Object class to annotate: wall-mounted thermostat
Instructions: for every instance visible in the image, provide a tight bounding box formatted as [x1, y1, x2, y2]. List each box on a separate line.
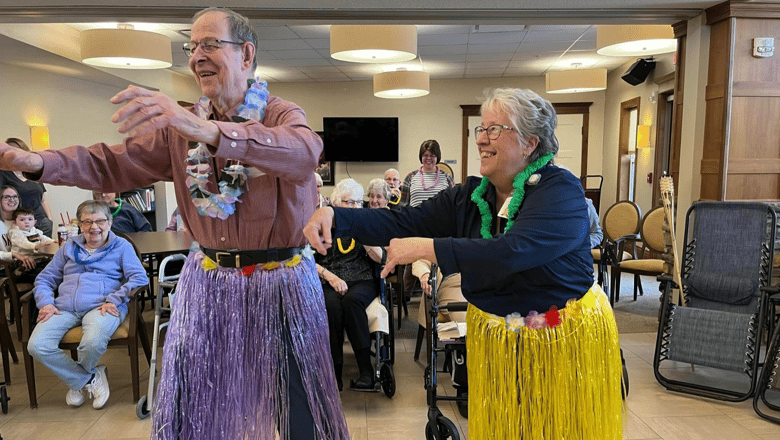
[753, 37, 774, 58]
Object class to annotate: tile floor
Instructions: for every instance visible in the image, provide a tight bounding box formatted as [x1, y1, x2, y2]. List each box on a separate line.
[1, 315, 779, 439]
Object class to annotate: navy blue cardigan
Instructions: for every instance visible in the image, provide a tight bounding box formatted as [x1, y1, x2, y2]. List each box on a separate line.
[332, 165, 594, 316]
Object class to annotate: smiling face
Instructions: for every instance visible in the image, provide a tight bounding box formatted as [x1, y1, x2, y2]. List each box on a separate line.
[477, 104, 537, 191]
[1, 188, 20, 214]
[79, 211, 112, 249]
[188, 11, 255, 112]
[420, 150, 438, 173]
[368, 189, 388, 209]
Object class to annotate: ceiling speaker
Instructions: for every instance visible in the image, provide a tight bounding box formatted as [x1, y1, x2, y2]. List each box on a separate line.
[622, 58, 656, 86]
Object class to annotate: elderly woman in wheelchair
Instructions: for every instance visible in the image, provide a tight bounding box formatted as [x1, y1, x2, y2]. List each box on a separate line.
[315, 179, 384, 391]
[26, 200, 147, 409]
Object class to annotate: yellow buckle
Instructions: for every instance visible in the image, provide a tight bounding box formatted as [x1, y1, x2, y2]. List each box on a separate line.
[214, 251, 240, 267]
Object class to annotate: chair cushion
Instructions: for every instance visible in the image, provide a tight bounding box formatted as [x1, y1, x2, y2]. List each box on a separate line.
[685, 272, 757, 306]
[618, 259, 665, 272]
[60, 316, 130, 344]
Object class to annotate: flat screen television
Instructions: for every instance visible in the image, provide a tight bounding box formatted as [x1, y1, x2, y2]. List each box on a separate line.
[322, 117, 399, 162]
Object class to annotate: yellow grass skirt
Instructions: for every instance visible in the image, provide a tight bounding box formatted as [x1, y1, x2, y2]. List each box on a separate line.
[467, 284, 623, 440]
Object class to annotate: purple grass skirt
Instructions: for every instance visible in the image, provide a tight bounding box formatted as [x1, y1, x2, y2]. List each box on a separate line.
[151, 250, 349, 440]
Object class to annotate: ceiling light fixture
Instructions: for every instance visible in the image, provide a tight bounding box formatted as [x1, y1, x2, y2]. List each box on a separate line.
[545, 67, 607, 94]
[596, 25, 676, 57]
[331, 25, 417, 63]
[80, 24, 172, 69]
[374, 68, 429, 99]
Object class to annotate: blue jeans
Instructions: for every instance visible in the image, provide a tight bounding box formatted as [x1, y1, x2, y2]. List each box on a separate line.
[27, 307, 126, 390]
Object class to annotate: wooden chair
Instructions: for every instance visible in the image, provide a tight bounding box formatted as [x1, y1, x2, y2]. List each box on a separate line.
[610, 206, 666, 304]
[0, 260, 35, 341]
[20, 235, 152, 409]
[593, 200, 641, 304]
[0, 283, 18, 385]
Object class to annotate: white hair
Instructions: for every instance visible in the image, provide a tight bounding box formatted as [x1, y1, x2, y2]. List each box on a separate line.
[367, 178, 389, 200]
[331, 178, 364, 204]
[314, 172, 323, 186]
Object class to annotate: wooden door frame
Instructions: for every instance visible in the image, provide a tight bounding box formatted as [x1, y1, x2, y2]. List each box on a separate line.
[617, 97, 641, 203]
[652, 89, 675, 207]
[460, 102, 592, 183]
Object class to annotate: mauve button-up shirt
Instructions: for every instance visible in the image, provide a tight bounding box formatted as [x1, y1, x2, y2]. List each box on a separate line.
[36, 96, 320, 251]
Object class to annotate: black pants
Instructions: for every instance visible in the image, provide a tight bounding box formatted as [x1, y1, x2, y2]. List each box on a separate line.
[322, 279, 377, 365]
[285, 327, 318, 440]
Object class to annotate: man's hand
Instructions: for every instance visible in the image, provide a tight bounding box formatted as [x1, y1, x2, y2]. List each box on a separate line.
[381, 237, 436, 278]
[37, 304, 61, 323]
[97, 302, 120, 317]
[0, 143, 44, 174]
[110, 86, 220, 144]
[304, 207, 335, 255]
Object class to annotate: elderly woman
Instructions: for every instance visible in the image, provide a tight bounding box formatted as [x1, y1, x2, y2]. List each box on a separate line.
[306, 88, 622, 439]
[27, 200, 147, 410]
[367, 178, 389, 209]
[0, 185, 36, 270]
[315, 179, 383, 391]
[0, 138, 54, 238]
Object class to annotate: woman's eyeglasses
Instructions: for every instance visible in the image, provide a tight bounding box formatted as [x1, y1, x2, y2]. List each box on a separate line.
[474, 124, 516, 140]
[340, 199, 362, 207]
[1, 195, 19, 201]
[80, 219, 109, 227]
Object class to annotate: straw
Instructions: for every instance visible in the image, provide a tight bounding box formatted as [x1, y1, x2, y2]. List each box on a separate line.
[66, 212, 71, 222]
[60, 213, 66, 225]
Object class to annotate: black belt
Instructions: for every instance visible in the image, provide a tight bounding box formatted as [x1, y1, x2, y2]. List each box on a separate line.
[200, 246, 304, 268]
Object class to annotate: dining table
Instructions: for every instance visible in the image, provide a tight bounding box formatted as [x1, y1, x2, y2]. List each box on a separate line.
[123, 231, 195, 307]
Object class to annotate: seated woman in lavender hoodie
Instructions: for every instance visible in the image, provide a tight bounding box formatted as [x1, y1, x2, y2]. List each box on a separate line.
[27, 200, 147, 410]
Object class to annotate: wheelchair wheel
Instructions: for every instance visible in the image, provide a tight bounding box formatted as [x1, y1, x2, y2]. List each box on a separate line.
[380, 363, 396, 398]
[136, 395, 150, 419]
[425, 416, 459, 440]
[0, 386, 8, 414]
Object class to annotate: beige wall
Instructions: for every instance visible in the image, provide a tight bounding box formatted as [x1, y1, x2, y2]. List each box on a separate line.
[0, 61, 201, 231]
[272, 76, 606, 197]
[601, 52, 675, 217]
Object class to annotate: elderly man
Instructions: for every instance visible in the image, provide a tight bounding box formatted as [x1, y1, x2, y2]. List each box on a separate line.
[384, 168, 404, 210]
[92, 191, 152, 234]
[0, 7, 347, 440]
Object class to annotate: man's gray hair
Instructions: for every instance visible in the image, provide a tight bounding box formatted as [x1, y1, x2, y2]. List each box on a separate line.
[480, 88, 559, 163]
[331, 178, 364, 205]
[193, 7, 258, 71]
[367, 178, 389, 200]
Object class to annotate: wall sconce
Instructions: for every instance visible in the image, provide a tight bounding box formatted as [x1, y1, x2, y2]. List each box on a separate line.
[29, 125, 50, 151]
[636, 124, 651, 149]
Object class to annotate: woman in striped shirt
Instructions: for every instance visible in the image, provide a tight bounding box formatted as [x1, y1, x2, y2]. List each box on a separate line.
[400, 140, 455, 207]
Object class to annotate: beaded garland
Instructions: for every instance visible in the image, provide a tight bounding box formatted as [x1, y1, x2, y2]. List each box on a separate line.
[185, 78, 269, 219]
[470, 153, 554, 239]
[418, 167, 440, 190]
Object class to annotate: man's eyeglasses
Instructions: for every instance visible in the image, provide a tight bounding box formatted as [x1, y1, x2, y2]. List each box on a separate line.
[340, 199, 362, 207]
[474, 124, 516, 140]
[183, 38, 244, 57]
[1, 195, 19, 201]
[80, 219, 109, 227]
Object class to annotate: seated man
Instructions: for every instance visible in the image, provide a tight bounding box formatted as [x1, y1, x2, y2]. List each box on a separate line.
[384, 168, 404, 210]
[27, 200, 148, 409]
[413, 259, 467, 330]
[315, 179, 383, 391]
[92, 191, 152, 234]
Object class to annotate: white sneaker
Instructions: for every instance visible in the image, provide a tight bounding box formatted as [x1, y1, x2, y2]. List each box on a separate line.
[65, 387, 85, 407]
[85, 365, 110, 409]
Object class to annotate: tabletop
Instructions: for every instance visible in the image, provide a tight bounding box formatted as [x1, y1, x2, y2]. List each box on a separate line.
[123, 231, 194, 257]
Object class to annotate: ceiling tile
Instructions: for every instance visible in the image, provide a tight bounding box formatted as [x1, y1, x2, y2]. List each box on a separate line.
[464, 68, 507, 74]
[288, 25, 331, 39]
[517, 41, 575, 52]
[468, 31, 526, 45]
[271, 49, 323, 59]
[421, 54, 467, 62]
[419, 45, 467, 55]
[466, 52, 514, 62]
[418, 33, 470, 46]
[416, 25, 471, 35]
[283, 58, 334, 67]
[571, 40, 597, 50]
[467, 43, 519, 54]
[253, 26, 300, 40]
[257, 39, 313, 51]
[467, 61, 509, 69]
[474, 25, 526, 33]
[522, 30, 589, 43]
[304, 38, 330, 50]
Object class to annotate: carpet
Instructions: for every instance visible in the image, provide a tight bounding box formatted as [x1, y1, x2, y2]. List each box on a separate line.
[393, 273, 664, 338]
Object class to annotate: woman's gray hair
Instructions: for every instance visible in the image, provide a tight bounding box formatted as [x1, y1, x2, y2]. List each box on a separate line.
[331, 178, 364, 205]
[76, 200, 112, 223]
[480, 88, 559, 163]
[193, 7, 258, 71]
[314, 172, 323, 187]
[366, 178, 389, 200]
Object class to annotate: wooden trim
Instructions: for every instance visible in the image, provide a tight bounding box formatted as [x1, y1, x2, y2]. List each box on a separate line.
[617, 97, 641, 203]
[581, 112, 590, 178]
[721, 17, 737, 201]
[700, 159, 722, 174]
[553, 102, 592, 115]
[707, 0, 780, 24]
[732, 82, 780, 97]
[652, 89, 675, 208]
[727, 159, 780, 174]
[460, 105, 480, 183]
[654, 72, 675, 85]
[672, 20, 688, 38]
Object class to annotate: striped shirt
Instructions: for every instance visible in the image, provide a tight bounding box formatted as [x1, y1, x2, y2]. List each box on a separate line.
[409, 170, 452, 207]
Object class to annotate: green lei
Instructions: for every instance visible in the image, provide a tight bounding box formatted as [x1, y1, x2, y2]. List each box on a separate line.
[470, 153, 554, 239]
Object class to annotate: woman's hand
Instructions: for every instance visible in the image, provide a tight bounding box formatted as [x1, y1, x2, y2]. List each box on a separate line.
[12, 252, 36, 270]
[37, 304, 61, 323]
[304, 207, 334, 255]
[326, 273, 348, 295]
[419, 272, 432, 295]
[381, 237, 436, 278]
[97, 302, 120, 317]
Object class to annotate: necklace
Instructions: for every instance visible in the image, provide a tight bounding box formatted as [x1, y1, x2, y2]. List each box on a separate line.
[471, 153, 554, 239]
[419, 167, 440, 191]
[111, 199, 123, 216]
[185, 78, 269, 219]
[337, 238, 355, 254]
